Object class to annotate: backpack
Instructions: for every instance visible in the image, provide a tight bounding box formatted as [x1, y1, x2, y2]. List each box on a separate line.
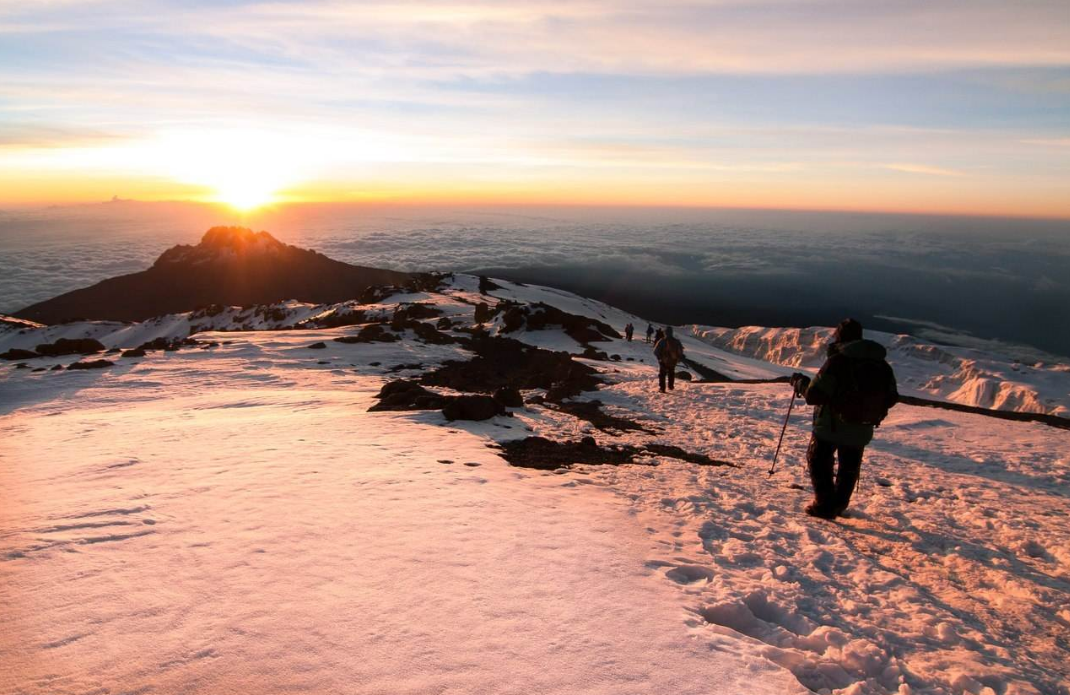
[830, 357, 894, 426]
[657, 337, 683, 364]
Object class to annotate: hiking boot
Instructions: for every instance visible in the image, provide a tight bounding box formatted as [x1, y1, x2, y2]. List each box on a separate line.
[805, 503, 836, 520]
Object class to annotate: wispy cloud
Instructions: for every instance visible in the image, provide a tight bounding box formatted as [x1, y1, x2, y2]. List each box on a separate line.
[883, 163, 965, 177]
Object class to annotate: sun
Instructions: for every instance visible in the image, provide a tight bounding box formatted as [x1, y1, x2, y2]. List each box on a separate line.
[215, 180, 277, 212]
[152, 129, 307, 212]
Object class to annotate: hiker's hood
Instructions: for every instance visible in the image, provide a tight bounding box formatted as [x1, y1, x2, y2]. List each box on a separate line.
[838, 338, 886, 361]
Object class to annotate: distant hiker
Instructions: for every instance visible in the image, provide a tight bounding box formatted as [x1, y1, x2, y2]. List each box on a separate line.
[790, 319, 898, 519]
[653, 327, 664, 344]
[653, 326, 684, 393]
[645, 324, 654, 343]
[625, 323, 634, 342]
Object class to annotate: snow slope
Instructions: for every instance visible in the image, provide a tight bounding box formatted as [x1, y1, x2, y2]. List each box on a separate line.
[689, 325, 1070, 418]
[2, 275, 1068, 695]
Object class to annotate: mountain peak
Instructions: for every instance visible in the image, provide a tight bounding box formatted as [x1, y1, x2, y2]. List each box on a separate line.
[156, 226, 287, 266]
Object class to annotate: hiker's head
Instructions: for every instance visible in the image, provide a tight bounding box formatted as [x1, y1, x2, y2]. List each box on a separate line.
[664, 326, 674, 338]
[834, 318, 863, 344]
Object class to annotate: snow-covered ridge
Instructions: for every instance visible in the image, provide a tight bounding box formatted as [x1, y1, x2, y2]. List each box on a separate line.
[3, 275, 1068, 420]
[689, 325, 1070, 418]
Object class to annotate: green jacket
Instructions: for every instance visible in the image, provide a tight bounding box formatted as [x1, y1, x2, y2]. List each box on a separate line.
[803, 339, 898, 447]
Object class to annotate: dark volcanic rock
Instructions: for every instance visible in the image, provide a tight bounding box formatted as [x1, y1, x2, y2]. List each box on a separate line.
[422, 335, 600, 402]
[643, 444, 733, 467]
[1, 348, 39, 361]
[442, 395, 505, 421]
[553, 400, 655, 434]
[499, 436, 639, 470]
[493, 386, 524, 408]
[334, 324, 399, 344]
[369, 380, 447, 412]
[308, 342, 327, 349]
[122, 348, 147, 358]
[14, 226, 416, 324]
[497, 302, 620, 346]
[35, 338, 105, 357]
[478, 275, 501, 294]
[67, 359, 114, 370]
[137, 337, 198, 352]
[675, 370, 693, 381]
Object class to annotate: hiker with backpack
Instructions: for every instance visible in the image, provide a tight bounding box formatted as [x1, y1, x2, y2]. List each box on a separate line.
[790, 319, 898, 519]
[653, 326, 684, 393]
[625, 323, 634, 342]
[645, 324, 654, 343]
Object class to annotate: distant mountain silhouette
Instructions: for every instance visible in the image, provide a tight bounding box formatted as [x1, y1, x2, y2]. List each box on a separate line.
[14, 226, 413, 324]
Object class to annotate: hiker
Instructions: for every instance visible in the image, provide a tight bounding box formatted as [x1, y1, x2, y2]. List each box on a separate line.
[625, 323, 634, 342]
[645, 324, 654, 343]
[790, 319, 898, 519]
[653, 327, 664, 344]
[653, 326, 684, 393]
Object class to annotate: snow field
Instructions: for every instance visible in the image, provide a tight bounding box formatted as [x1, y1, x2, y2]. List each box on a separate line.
[2, 274, 1068, 694]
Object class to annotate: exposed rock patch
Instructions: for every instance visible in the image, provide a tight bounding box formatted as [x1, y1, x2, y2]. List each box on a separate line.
[35, 338, 105, 357]
[1, 348, 39, 361]
[334, 324, 399, 344]
[498, 436, 639, 470]
[422, 335, 600, 402]
[552, 400, 656, 434]
[67, 359, 114, 370]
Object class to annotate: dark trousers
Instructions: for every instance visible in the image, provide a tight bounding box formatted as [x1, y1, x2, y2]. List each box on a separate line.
[807, 434, 864, 513]
[658, 363, 676, 391]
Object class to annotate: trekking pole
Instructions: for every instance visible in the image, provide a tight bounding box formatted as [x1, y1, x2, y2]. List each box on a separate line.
[768, 390, 797, 476]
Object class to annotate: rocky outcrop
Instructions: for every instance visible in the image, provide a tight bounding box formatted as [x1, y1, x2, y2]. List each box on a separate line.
[35, 338, 105, 357]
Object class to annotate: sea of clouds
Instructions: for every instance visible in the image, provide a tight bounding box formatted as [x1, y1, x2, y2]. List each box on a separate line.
[1, 201, 1067, 359]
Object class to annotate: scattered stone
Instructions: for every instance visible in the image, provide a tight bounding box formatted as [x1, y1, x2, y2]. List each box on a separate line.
[387, 363, 424, 373]
[369, 361, 382, 367]
[67, 359, 114, 370]
[478, 275, 501, 294]
[676, 370, 693, 381]
[610, 354, 622, 361]
[317, 360, 330, 365]
[464, 461, 482, 467]
[436, 317, 453, 330]
[51, 364, 64, 371]
[34, 338, 105, 357]
[32, 367, 46, 372]
[122, 348, 147, 358]
[438, 459, 453, 464]
[308, 342, 327, 349]
[15, 362, 29, 369]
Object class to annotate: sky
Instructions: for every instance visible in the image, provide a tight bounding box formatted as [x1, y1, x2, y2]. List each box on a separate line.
[1, 0, 1069, 217]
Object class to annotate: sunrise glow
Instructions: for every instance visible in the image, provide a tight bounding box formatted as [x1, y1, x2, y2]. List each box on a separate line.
[0, 2, 1068, 217]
